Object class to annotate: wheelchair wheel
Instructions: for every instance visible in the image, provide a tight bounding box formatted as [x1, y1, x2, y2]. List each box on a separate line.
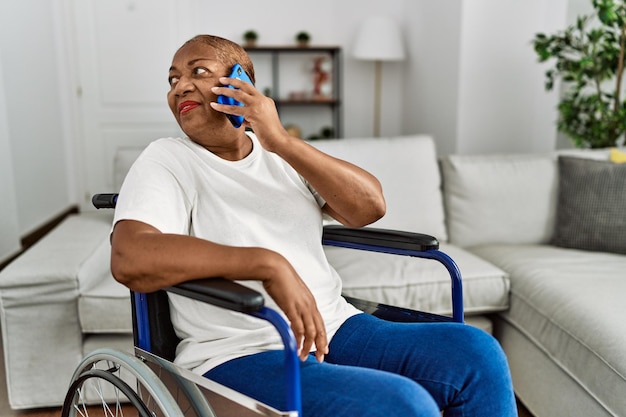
[62, 348, 185, 417]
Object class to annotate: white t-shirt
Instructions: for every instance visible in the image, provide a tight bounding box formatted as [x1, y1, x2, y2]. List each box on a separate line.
[113, 133, 359, 374]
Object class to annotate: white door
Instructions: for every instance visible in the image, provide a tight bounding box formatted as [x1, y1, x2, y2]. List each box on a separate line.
[72, 0, 196, 210]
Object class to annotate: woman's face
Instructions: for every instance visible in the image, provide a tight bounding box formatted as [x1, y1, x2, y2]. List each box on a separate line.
[167, 42, 229, 137]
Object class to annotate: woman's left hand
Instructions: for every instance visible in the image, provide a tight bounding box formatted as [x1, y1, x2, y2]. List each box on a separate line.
[210, 77, 289, 151]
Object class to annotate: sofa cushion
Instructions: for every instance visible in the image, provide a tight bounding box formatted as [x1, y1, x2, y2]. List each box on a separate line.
[551, 156, 626, 255]
[78, 235, 132, 333]
[311, 136, 448, 241]
[441, 153, 557, 247]
[325, 242, 509, 315]
[470, 244, 626, 417]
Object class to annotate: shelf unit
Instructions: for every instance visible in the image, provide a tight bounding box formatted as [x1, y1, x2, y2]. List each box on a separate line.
[245, 45, 342, 138]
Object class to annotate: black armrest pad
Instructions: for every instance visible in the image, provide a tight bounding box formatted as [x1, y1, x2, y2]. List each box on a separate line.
[322, 225, 439, 251]
[167, 278, 264, 314]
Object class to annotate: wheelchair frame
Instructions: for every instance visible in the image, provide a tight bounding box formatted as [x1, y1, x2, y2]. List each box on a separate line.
[61, 193, 464, 417]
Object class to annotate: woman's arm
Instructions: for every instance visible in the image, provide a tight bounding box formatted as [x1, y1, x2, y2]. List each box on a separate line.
[111, 219, 328, 361]
[270, 137, 386, 227]
[211, 78, 386, 227]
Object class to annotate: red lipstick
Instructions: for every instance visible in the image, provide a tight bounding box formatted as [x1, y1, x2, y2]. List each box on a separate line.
[179, 101, 200, 115]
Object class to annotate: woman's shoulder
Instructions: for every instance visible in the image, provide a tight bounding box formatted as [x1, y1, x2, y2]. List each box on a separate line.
[147, 137, 189, 152]
[138, 137, 199, 161]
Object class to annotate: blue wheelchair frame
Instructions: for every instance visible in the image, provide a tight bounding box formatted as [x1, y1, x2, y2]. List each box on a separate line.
[92, 193, 464, 417]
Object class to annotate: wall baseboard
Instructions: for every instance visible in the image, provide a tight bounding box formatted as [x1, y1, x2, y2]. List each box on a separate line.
[0, 205, 79, 271]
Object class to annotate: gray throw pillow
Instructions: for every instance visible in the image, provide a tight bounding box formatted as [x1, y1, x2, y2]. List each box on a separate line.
[551, 156, 626, 255]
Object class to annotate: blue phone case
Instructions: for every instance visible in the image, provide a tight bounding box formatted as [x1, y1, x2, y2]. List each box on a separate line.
[217, 64, 254, 128]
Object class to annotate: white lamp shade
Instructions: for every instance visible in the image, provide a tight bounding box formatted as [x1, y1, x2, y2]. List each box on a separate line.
[352, 16, 406, 61]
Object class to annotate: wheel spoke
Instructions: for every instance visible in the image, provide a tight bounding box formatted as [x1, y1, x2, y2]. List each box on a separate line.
[61, 351, 185, 417]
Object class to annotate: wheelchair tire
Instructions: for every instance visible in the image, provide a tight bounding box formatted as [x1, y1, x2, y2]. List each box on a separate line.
[61, 348, 185, 417]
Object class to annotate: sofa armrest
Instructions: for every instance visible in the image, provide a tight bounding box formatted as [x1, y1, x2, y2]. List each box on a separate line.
[0, 211, 114, 409]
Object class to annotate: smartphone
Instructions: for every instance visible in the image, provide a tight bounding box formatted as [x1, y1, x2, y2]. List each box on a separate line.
[217, 64, 254, 128]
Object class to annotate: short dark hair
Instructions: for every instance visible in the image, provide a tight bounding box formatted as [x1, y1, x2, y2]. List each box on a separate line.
[181, 35, 256, 84]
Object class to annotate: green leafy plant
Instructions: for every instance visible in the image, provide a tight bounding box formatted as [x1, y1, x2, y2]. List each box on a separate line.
[533, 0, 626, 148]
[295, 31, 311, 46]
[243, 30, 258, 46]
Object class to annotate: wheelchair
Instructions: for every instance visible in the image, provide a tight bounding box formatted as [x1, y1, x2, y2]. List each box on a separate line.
[60, 193, 464, 417]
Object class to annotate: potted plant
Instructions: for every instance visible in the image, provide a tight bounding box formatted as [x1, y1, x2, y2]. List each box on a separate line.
[533, 0, 626, 148]
[295, 31, 311, 47]
[243, 30, 258, 48]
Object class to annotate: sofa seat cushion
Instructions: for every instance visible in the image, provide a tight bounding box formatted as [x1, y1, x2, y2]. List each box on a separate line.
[78, 236, 132, 333]
[470, 244, 626, 416]
[325, 242, 509, 316]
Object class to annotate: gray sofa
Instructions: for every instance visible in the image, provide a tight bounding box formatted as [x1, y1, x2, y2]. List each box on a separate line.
[440, 150, 626, 417]
[1, 135, 624, 417]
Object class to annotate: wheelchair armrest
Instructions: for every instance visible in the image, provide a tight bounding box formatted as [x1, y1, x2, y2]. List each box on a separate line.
[322, 225, 439, 251]
[344, 296, 455, 323]
[166, 278, 264, 314]
[164, 278, 300, 412]
[323, 225, 464, 324]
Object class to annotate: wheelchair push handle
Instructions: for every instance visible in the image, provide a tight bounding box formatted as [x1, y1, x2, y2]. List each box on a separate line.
[92, 193, 118, 209]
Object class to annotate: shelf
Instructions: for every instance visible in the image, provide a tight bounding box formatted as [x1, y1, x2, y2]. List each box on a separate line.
[245, 45, 342, 138]
[275, 98, 340, 106]
[244, 45, 340, 53]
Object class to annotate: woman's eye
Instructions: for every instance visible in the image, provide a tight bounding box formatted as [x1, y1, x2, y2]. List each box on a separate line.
[168, 76, 179, 86]
[193, 67, 208, 75]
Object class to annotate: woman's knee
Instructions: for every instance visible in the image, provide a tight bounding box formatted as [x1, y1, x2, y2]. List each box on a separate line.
[452, 325, 514, 395]
[340, 373, 440, 417]
[465, 326, 509, 371]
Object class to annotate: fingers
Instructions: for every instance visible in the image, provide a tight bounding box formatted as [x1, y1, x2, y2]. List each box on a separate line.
[210, 81, 273, 122]
[261, 255, 329, 362]
[220, 76, 253, 91]
[272, 299, 329, 362]
[209, 100, 244, 117]
[298, 310, 318, 361]
[289, 315, 308, 361]
[284, 303, 327, 362]
[314, 315, 329, 362]
[212, 77, 255, 101]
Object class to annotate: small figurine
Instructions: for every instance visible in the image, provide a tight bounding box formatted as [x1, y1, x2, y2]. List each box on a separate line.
[312, 56, 331, 99]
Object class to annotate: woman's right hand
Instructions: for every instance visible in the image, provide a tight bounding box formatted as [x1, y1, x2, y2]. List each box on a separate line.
[261, 253, 329, 363]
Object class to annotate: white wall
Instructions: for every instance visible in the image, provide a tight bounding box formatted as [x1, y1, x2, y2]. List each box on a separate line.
[402, 0, 464, 156]
[0, 56, 20, 262]
[0, 0, 74, 247]
[403, 0, 567, 156]
[554, 0, 595, 149]
[456, 0, 567, 155]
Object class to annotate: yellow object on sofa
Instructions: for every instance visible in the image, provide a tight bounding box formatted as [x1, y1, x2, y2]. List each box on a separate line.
[610, 148, 626, 163]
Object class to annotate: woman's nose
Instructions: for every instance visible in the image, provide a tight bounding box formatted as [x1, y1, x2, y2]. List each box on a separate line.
[174, 75, 195, 95]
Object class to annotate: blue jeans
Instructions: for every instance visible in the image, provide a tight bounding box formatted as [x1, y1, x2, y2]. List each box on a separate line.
[205, 313, 518, 417]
